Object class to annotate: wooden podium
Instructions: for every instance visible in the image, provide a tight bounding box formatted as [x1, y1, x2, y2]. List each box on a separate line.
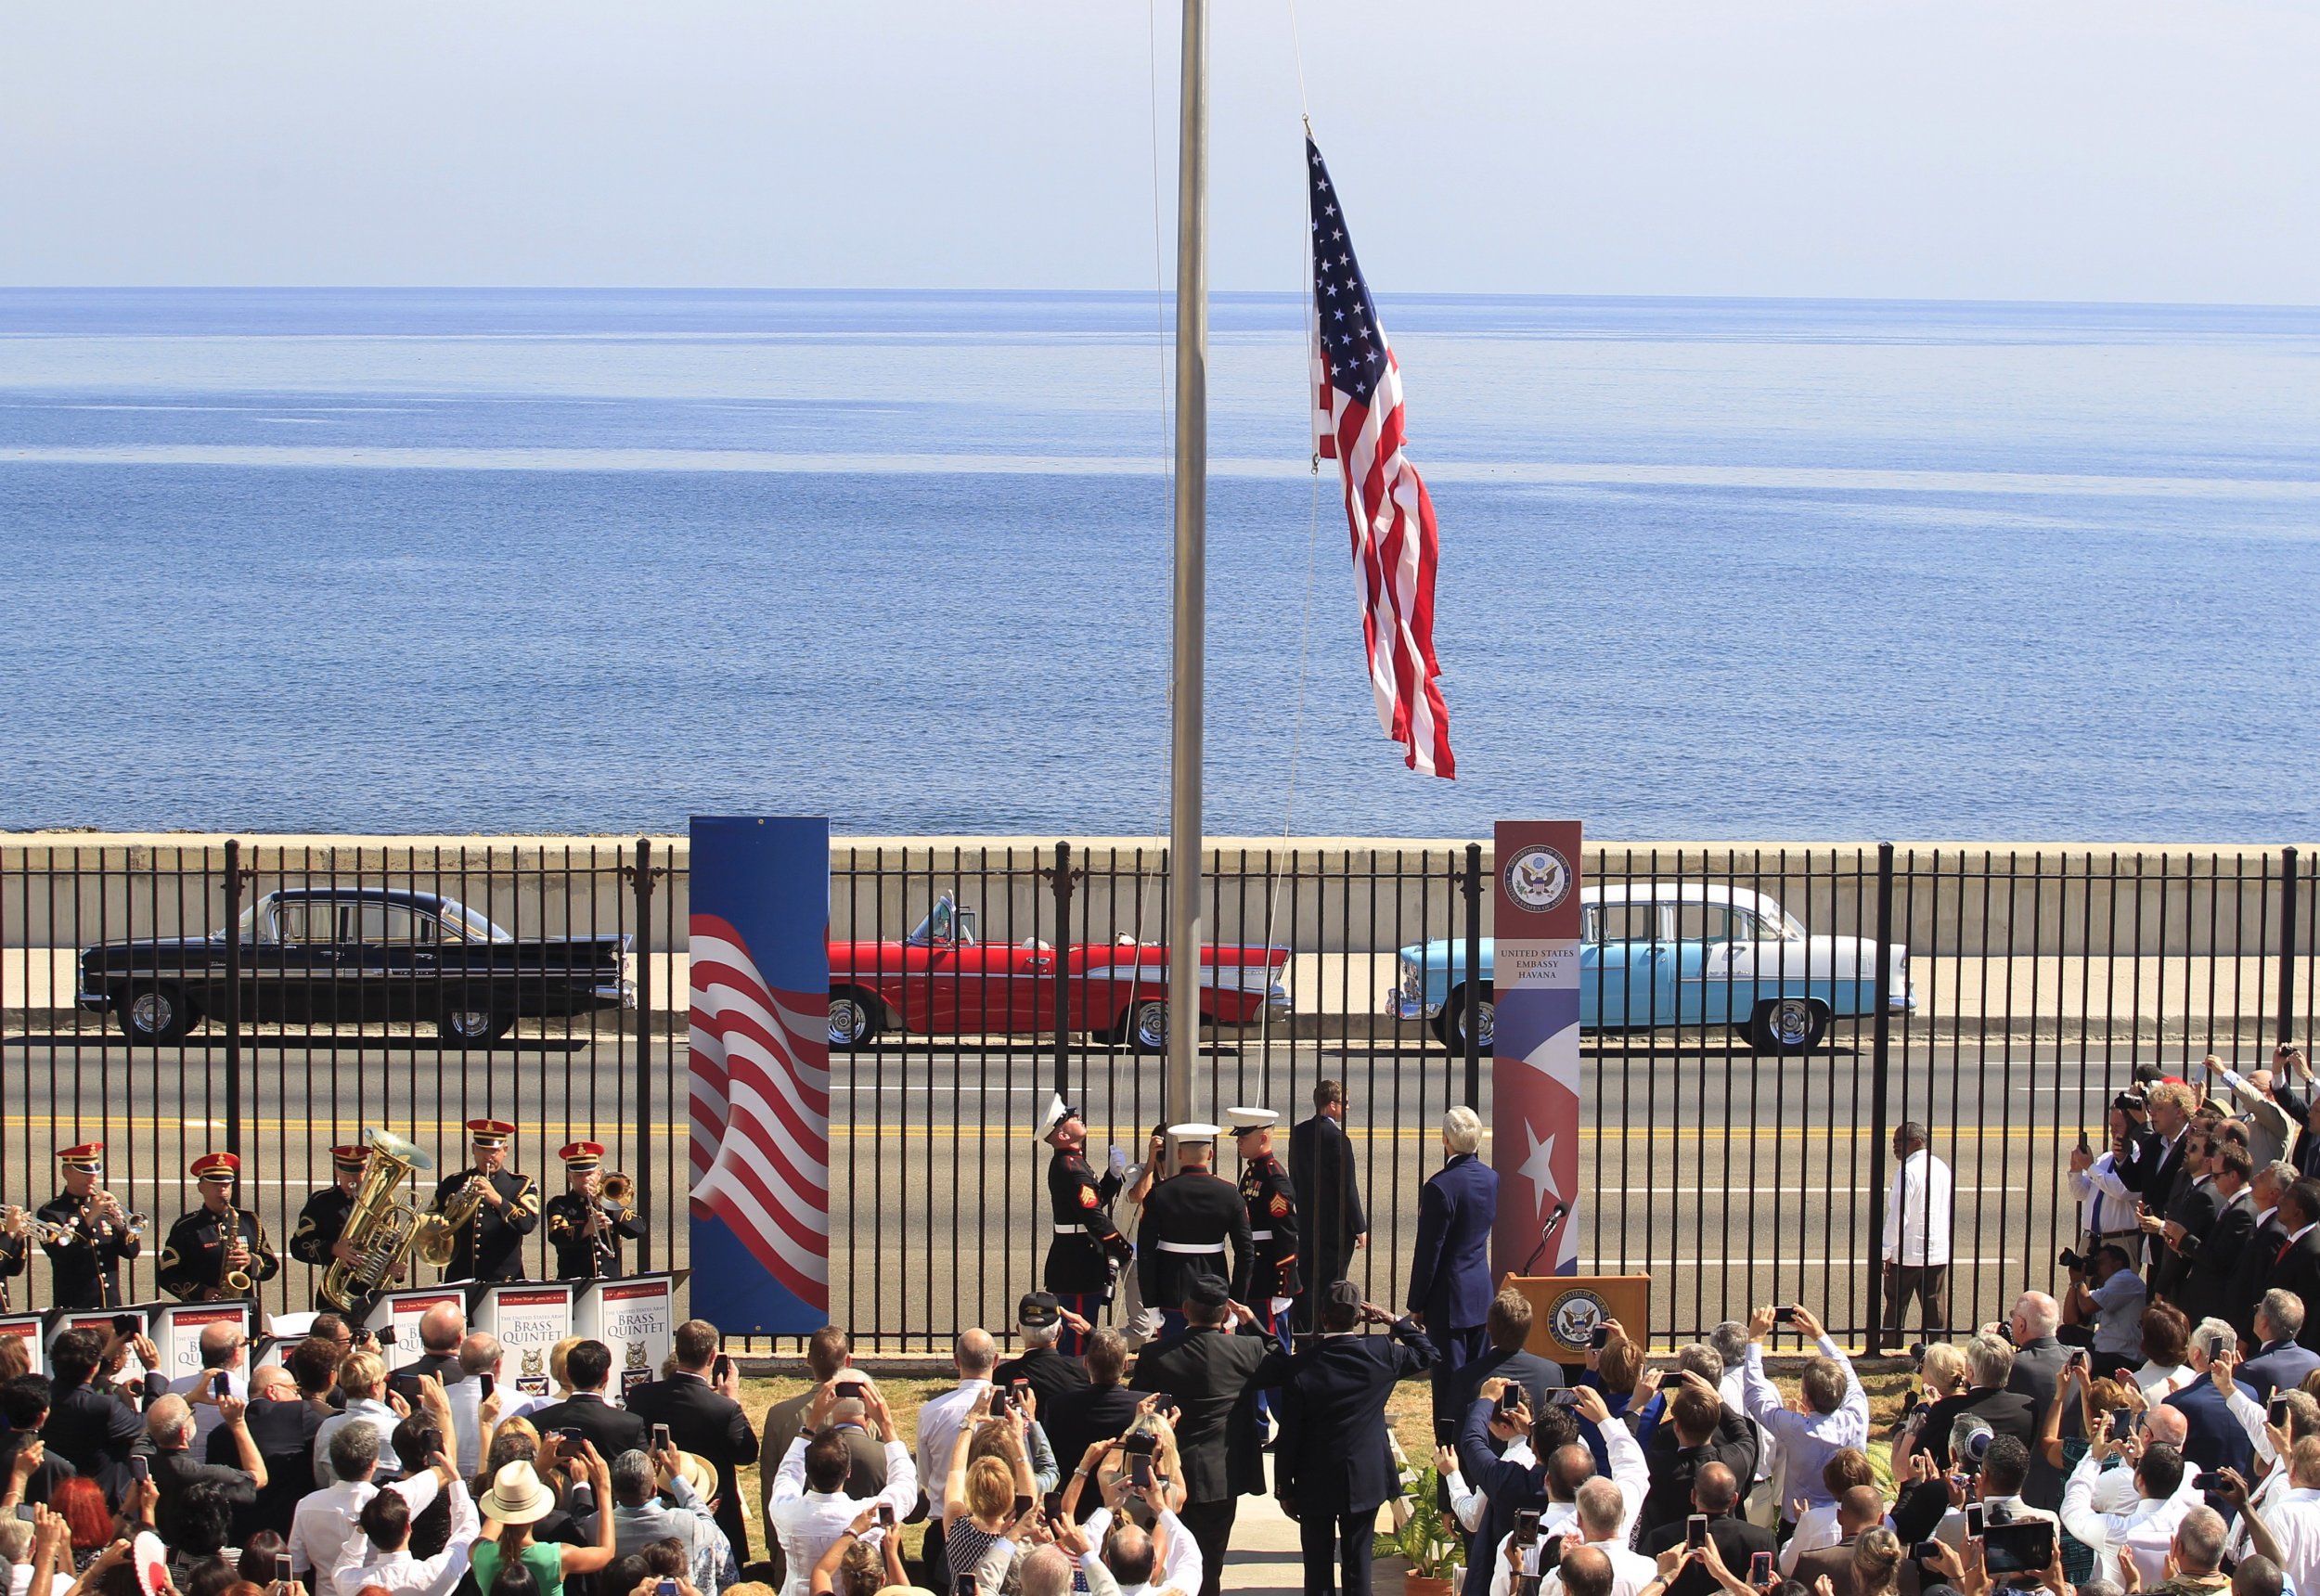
[1500, 1274, 1652, 1360]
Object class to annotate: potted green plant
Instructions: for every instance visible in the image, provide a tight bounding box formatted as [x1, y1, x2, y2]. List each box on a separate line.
[1398, 1463, 1467, 1596]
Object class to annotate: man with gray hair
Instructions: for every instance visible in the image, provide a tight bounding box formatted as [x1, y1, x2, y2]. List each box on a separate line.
[2157, 1505, 2232, 1596]
[2162, 1319, 2257, 1476]
[2004, 1292, 2069, 1508]
[1702, 1328, 1777, 1525]
[2242, 1292, 2320, 1398]
[148, 1390, 265, 1543]
[1540, 1477, 1657, 1596]
[289, 1422, 441, 1580]
[1410, 1104, 1501, 1416]
[2230, 1167, 2299, 1344]
[912, 1327, 998, 1592]
[1918, 1332, 2036, 1469]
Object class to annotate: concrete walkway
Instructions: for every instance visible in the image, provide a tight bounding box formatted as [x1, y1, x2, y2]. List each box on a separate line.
[1218, 1460, 1407, 1596]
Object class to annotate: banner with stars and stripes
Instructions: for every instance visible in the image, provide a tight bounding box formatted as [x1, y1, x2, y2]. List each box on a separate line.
[1490, 821, 1585, 1277]
[687, 816, 831, 1332]
[1307, 134, 1456, 779]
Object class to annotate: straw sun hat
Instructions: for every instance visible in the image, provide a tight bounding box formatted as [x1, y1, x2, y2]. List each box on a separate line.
[481, 1460, 558, 1525]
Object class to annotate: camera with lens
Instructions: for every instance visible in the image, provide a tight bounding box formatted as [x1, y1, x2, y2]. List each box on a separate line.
[2058, 1248, 2085, 1273]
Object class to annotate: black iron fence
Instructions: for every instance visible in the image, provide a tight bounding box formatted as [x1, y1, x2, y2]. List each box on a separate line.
[2, 835, 2312, 1352]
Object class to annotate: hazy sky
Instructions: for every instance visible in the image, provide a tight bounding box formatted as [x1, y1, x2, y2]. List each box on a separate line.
[5, 1, 2316, 302]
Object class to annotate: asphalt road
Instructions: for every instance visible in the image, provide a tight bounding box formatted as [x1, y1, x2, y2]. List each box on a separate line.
[0, 1021, 2178, 1348]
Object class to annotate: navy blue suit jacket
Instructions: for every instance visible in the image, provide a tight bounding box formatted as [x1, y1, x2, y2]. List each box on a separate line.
[2241, 1340, 2320, 1401]
[1256, 1319, 1435, 1518]
[2163, 1375, 2257, 1475]
[1408, 1152, 1499, 1329]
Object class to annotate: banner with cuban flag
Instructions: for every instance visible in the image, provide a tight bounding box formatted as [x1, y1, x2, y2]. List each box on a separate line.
[688, 817, 830, 1333]
[1490, 820, 1584, 1278]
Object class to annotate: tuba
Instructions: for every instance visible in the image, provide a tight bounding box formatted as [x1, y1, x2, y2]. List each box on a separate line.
[319, 1129, 458, 1310]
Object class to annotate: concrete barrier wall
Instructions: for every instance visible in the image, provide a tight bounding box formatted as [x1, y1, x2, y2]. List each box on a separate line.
[3, 832, 2312, 959]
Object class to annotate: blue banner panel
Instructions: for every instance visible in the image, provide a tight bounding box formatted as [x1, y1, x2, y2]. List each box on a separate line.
[686, 817, 831, 1334]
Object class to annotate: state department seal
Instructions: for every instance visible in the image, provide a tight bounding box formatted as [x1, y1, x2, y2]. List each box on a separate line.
[1505, 845, 1572, 914]
[1548, 1286, 1606, 1350]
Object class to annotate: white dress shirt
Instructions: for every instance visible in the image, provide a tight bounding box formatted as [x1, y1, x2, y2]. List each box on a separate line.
[1542, 1545, 1658, 1596]
[767, 1433, 921, 1596]
[2072, 1154, 2143, 1237]
[1447, 1439, 1535, 1534]
[2254, 1486, 2320, 1596]
[912, 1380, 991, 1525]
[1885, 1148, 1953, 1267]
[2060, 1448, 2200, 1587]
[326, 1477, 479, 1596]
[1081, 1506, 1201, 1596]
[1721, 1369, 1778, 1488]
[288, 1471, 440, 1577]
[170, 1368, 249, 1456]
[1740, 1336, 1870, 1514]
[314, 1396, 405, 1486]
[1778, 1502, 1842, 1576]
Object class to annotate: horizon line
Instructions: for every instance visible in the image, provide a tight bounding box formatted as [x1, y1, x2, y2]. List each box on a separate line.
[3, 284, 2318, 315]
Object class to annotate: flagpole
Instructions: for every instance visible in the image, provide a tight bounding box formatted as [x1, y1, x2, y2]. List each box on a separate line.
[1165, 0, 1206, 1134]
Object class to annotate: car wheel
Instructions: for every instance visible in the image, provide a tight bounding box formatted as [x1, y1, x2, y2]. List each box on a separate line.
[1445, 983, 1496, 1055]
[1124, 998, 1169, 1054]
[437, 1004, 512, 1047]
[828, 990, 882, 1051]
[117, 985, 196, 1045]
[1747, 998, 1827, 1055]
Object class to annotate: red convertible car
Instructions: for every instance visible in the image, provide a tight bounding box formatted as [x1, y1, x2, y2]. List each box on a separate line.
[826, 894, 1291, 1052]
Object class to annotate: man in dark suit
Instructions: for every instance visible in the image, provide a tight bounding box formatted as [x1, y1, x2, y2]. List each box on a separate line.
[207, 1363, 311, 1542]
[529, 1339, 648, 1459]
[1044, 1331, 1145, 1518]
[1918, 1334, 2037, 1467]
[2120, 1082, 2198, 1231]
[1451, 1288, 1568, 1418]
[1257, 1281, 1432, 1596]
[2269, 1182, 2320, 1351]
[2000, 1292, 2070, 1509]
[1289, 1082, 1366, 1333]
[1128, 1278, 1270, 1596]
[993, 1293, 1090, 1415]
[1408, 1108, 1500, 1419]
[2163, 1326, 2257, 1475]
[2150, 1132, 2223, 1302]
[624, 1319, 758, 1566]
[2229, 1165, 2296, 1341]
[1638, 1462, 1778, 1596]
[41, 1328, 148, 1509]
[2179, 1144, 2258, 1328]
[2239, 1290, 2320, 1398]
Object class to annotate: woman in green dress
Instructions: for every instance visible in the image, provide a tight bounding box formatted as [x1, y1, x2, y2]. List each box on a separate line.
[474, 1442, 620, 1596]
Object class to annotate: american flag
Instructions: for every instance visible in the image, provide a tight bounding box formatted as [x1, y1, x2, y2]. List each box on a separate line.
[688, 913, 830, 1311]
[1308, 135, 1455, 779]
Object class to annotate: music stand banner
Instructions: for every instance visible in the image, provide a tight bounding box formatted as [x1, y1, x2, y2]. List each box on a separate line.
[46, 1306, 156, 1385]
[1490, 821, 1585, 1278]
[687, 817, 831, 1334]
[363, 1287, 465, 1355]
[575, 1274, 677, 1400]
[151, 1302, 252, 1388]
[475, 1283, 577, 1397]
[0, 1315, 44, 1376]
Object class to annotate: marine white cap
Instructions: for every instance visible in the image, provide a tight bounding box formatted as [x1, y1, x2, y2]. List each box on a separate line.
[1036, 1095, 1079, 1143]
[1166, 1122, 1223, 1142]
[1225, 1107, 1278, 1131]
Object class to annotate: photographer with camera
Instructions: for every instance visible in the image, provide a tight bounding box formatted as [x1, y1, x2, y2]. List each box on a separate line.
[2063, 1247, 2150, 1379]
[2075, 1102, 2155, 1259]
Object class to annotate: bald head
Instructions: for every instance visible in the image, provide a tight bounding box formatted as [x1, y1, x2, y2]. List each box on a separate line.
[2012, 1293, 2060, 1340]
[955, 1328, 997, 1378]
[1574, 1477, 1627, 1539]
[1103, 1523, 1156, 1587]
[146, 1395, 195, 1449]
[1559, 1547, 1615, 1596]
[1694, 1461, 1739, 1516]
[2143, 1406, 2190, 1449]
[1838, 1486, 1884, 1534]
[419, 1304, 466, 1354]
[250, 1365, 297, 1401]
[199, 1321, 245, 1368]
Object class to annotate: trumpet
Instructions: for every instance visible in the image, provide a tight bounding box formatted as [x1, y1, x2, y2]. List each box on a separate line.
[3, 1204, 80, 1246]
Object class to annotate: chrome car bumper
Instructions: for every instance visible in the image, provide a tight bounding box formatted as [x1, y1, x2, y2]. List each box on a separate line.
[77, 989, 110, 1011]
[1266, 982, 1293, 1016]
[592, 979, 638, 1010]
[1385, 991, 1442, 1022]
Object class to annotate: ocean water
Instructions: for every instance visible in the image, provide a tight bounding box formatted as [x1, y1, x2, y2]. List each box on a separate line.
[1, 288, 2315, 842]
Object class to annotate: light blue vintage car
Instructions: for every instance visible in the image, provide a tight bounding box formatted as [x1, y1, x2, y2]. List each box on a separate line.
[1390, 882, 1914, 1055]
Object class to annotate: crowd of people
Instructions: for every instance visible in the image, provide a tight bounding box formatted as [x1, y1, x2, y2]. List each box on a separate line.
[8, 1049, 2320, 1596]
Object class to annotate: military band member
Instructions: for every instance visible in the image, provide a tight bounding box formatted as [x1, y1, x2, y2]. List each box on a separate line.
[0, 1206, 29, 1312]
[432, 1119, 538, 1281]
[546, 1140, 644, 1280]
[38, 1143, 142, 1309]
[1038, 1096, 1131, 1354]
[290, 1144, 385, 1311]
[1228, 1106, 1301, 1355]
[1137, 1123, 1253, 1339]
[158, 1152, 280, 1303]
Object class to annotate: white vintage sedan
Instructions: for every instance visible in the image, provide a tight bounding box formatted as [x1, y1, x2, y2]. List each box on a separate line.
[1390, 882, 1914, 1055]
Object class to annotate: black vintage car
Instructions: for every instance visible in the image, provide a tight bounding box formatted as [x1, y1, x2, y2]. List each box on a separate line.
[78, 888, 634, 1047]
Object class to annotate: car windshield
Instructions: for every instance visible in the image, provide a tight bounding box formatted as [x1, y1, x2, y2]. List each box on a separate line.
[439, 899, 514, 944]
[228, 903, 277, 944]
[907, 895, 978, 946]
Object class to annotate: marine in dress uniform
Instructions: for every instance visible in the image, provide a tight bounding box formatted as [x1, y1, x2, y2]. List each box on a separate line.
[290, 1143, 382, 1312]
[1137, 1123, 1253, 1338]
[545, 1140, 645, 1280]
[1039, 1096, 1131, 1354]
[157, 1152, 281, 1303]
[1228, 1107, 1301, 1356]
[38, 1142, 142, 1309]
[432, 1118, 539, 1281]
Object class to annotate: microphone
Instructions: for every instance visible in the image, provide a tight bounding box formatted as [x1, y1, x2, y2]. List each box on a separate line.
[1518, 1201, 1570, 1276]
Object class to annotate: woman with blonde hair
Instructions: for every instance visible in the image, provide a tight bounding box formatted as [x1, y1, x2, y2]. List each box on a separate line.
[941, 1391, 1038, 1594]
